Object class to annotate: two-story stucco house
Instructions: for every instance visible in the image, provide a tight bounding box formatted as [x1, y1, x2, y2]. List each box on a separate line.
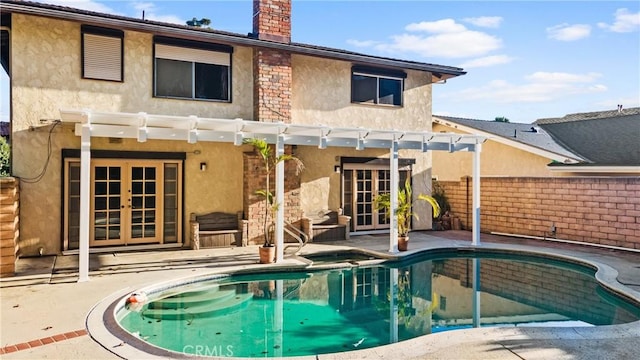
[1, 0, 485, 270]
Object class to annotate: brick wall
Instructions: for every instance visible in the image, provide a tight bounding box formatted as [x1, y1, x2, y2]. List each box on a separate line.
[0, 178, 19, 277]
[252, 0, 291, 43]
[243, 150, 302, 244]
[246, 0, 299, 245]
[438, 177, 640, 249]
[437, 257, 638, 325]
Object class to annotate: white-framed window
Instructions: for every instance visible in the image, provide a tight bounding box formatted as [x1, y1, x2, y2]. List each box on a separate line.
[351, 66, 405, 106]
[154, 37, 232, 101]
[81, 25, 123, 82]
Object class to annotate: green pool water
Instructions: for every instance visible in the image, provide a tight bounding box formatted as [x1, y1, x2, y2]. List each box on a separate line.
[118, 254, 640, 358]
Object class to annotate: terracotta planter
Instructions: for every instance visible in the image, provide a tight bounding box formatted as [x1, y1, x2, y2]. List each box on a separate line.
[398, 235, 409, 251]
[259, 246, 276, 264]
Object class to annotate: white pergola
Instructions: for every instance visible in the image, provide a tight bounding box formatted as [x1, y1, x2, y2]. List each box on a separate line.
[59, 109, 487, 282]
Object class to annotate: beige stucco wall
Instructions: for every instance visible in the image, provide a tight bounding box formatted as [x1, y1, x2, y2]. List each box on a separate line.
[10, 14, 439, 254]
[432, 123, 557, 181]
[10, 15, 252, 255]
[292, 55, 435, 229]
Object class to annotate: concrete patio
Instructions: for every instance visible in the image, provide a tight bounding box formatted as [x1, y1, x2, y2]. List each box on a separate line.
[1, 230, 639, 359]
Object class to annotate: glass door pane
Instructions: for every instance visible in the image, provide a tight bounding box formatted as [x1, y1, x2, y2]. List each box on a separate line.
[354, 170, 374, 230]
[346, 168, 404, 232]
[67, 162, 81, 250]
[128, 163, 161, 243]
[376, 170, 391, 228]
[163, 163, 179, 243]
[90, 164, 123, 246]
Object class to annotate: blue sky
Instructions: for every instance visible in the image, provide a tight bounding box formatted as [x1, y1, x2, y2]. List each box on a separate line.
[1, 0, 639, 123]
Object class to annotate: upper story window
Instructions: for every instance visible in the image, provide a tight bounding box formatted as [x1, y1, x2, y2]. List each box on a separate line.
[154, 36, 232, 102]
[81, 25, 124, 82]
[351, 66, 406, 107]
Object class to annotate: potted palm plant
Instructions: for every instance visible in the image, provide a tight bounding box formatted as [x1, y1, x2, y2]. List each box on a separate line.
[374, 179, 441, 251]
[245, 138, 303, 263]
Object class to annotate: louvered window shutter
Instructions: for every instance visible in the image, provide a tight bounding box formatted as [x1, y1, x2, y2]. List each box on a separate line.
[83, 33, 122, 81]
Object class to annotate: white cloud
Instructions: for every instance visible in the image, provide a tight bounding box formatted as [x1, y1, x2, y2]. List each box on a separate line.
[31, 0, 117, 14]
[375, 29, 502, 59]
[462, 16, 503, 28]
[405, 19, 466, 33]
[346, 39, 381, 48]
[459, 55, 514, 68]
[547, 24, 591, 41]
[595, 95, 640, 109]
[525, 72, 601, 83]
[598, 8, 640, 32]
[454, 72, 607, 103]
[345, 18, 504, 59]
[131, 2, 154, 12]
[145, 14, 184, 24]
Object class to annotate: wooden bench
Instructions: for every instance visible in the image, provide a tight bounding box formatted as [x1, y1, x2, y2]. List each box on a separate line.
[301, 210, 350, 242]
[190, 211, 248, 249]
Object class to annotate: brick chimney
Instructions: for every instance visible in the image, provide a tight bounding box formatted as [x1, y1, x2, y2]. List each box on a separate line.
[252, 0, 292, 124]
[245, 0, 300, 245]
[253, 0, 291, 43]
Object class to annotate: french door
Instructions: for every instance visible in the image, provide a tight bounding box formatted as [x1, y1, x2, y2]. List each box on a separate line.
[90, 160, 163, 246]
[343, 166, 409, 232]
[64, 156, 182, 250]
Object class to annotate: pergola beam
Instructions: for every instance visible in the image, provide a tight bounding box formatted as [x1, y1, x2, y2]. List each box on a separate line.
[61, 109, 486, 278]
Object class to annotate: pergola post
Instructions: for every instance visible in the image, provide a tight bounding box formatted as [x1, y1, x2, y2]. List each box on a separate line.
[58, 109, 488, 274]
[78, 122, 91, 282]
[275, 135, 285, 263]
[389, 140, 399, 253]
[472, 143, 482, 246]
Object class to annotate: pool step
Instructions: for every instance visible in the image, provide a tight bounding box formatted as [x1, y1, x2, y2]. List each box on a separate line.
[158, 283, 221, 298]
[142, 293, 253, 320]
[148, 289, 236, 310]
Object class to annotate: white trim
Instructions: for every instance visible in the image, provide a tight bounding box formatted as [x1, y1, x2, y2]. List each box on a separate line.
[433, 116, 582, 163]
[548, 165, 640, 173]
[61, 109, 487, 151]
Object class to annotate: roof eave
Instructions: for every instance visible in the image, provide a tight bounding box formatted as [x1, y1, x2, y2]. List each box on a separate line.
[432, 116, 583, 164]
[547, 165, 640, 173]
[1, 1, 465, 80]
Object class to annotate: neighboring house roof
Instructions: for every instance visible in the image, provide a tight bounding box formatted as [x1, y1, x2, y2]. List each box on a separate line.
[432, 115, 583, 163]
[0, 0, 464, 81]
[534, 107, 640, 167]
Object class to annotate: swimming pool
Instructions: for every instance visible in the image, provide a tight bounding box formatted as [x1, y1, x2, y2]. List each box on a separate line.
[111, 250, 640, 358]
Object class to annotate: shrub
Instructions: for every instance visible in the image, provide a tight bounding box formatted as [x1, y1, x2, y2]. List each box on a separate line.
[0, 136, 10, 177]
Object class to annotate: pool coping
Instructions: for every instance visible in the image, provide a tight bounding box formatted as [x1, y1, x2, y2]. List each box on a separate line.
[86, 242, 640, 360]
